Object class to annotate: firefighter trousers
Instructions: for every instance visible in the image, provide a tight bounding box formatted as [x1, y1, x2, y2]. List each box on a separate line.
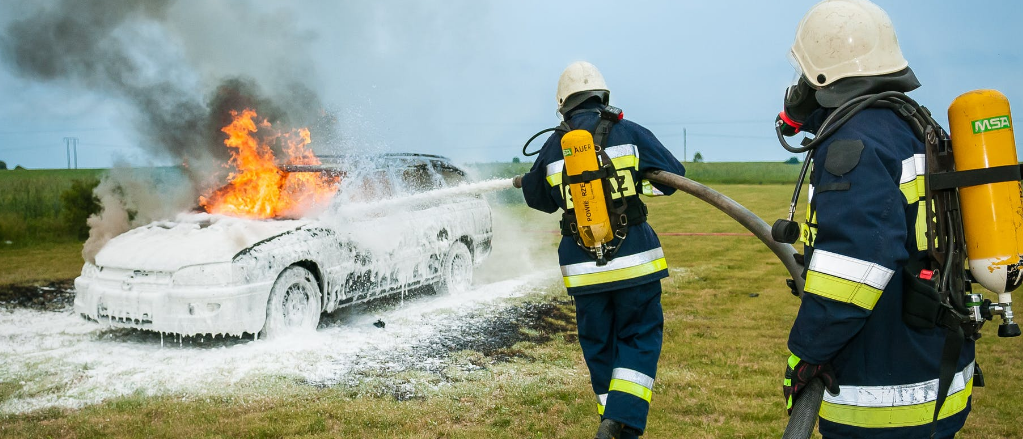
[574, 280, 663, 436]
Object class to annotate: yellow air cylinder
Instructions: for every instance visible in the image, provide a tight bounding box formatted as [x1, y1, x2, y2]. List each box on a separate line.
[948, 90, 1023, 301]
[562, 129, 613, 248]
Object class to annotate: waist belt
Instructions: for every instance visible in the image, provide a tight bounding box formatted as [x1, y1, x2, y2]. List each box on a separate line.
[560, 200, 648, 237]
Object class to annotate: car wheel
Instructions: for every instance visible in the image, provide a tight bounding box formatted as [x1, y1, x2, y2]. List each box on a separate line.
[262, 266, 321, 338]
[435, 241, 472, 295]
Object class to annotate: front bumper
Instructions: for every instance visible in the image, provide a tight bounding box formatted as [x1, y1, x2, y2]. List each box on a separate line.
[73, 276, 273, 336]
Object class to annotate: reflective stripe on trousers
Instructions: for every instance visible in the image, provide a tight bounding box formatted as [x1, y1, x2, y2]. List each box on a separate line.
[561, 248, 667, 288]
[609, 367, 654, 402]
[820, 361, 975, 428]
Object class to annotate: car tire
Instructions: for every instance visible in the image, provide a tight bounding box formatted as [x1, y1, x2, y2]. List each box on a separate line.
[261, 265, 321, 339]
[435, 241, 472, 295]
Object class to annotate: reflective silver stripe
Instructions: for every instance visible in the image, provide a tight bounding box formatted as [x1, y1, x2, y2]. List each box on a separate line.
[808, 249, 894, 290]
[596, 393, 608, 406]
[899, 154, 926, 184]
[561, 248, 665, 277]
[604, 144, 638, 160]
[900, 156, 917, 184]
[824, 362, 974, 408]
[544, 143, 639, 178]
[546, 160, 564, 178]
[612, 367, 655, 389]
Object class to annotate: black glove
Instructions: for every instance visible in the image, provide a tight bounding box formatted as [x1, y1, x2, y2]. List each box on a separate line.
[784, 353, 839, 415]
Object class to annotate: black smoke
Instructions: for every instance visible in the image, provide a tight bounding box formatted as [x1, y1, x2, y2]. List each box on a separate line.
[0, 0, 336, 189]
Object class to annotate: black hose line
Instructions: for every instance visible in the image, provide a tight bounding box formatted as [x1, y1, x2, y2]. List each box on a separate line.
[522, 127, 557, 156]
[782, 379, 825, 439]
[641, 170, 805, 295]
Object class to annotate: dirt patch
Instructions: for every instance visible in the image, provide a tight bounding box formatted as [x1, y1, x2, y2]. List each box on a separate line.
[422, 298, 577, 361]
[311, 296, 578, 399]
[0, 280, 75, 312]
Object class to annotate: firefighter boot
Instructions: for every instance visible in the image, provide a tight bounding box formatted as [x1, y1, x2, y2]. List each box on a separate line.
[594, 418, 624, 439]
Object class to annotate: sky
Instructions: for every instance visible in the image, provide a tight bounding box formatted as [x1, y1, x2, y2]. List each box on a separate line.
[0, 0, 1020, 169]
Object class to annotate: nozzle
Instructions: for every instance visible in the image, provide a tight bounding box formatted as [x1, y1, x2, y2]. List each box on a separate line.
[512, 175, 524, 189]
[986, 301, 1020, 337]
[998, 322, 1021, 338]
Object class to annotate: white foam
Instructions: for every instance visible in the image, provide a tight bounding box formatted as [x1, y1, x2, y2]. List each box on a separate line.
[0, 272, 557, 414]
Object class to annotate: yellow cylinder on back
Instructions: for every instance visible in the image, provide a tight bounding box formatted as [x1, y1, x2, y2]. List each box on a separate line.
[947, 89, 1023, 297]
[562, 130, 613, 248]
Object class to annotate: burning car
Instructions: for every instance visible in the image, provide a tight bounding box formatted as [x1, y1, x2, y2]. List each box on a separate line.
[73, 153, 493, 337]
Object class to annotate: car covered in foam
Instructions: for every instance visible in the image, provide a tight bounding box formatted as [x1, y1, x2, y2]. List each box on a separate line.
[73, 154, 493, 337]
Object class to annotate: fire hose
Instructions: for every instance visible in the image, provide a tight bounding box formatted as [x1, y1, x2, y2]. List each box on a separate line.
[513, 170, 818, 438]
[640, 170, 805, 294]
[639, 170, 818, 439]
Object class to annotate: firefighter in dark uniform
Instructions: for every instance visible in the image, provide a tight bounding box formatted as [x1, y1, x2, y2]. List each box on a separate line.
[516, 61, 685, 439]
[777, 1, 975, 438]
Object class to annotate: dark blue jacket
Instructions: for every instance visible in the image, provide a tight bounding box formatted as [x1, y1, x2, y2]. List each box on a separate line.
[520, 101, 685, 295]
[789, 108, 975, 439]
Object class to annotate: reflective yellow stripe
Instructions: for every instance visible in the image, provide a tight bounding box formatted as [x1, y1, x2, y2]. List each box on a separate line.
[820, 378, 973, 428]
[900, 179, 919, 204]
[641, 179, 664, 197]
[915, 203, 928, 251]
[610, 154, 638, 171]
[596, 402, 605, 415]
[804, 271, 884, 310]
[609, 379, 652, 402]
[563, 258, 668, 288]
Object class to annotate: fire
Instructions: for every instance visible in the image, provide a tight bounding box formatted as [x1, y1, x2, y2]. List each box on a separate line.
[199, 109, 339, 219]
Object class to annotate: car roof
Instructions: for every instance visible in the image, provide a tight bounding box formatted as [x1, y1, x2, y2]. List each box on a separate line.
[282, 153, 465, 175]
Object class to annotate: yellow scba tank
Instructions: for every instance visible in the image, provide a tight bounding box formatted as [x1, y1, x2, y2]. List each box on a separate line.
[562, 129, 613, 249]
[948, 90, 1023, 302]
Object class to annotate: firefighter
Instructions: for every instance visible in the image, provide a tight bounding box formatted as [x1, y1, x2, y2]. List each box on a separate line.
[516, 61, 685, 439]
[777, 1, 976, 438]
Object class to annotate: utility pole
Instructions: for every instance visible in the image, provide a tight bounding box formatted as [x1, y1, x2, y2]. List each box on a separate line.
[63, 137, 79, 169]
[683, 128, 687, 163]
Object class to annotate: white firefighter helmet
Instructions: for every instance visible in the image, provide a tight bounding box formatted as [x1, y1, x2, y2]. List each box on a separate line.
[791, 0, 908, 87]
[556, 61, 609, 112]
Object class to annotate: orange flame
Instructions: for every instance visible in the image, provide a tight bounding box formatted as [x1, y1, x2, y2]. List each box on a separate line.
[199, 109, 339, 219]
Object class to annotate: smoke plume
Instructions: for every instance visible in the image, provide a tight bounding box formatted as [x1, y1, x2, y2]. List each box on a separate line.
[0, 0, 338, 256]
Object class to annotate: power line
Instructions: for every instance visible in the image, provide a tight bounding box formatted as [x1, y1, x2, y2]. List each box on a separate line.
[644, 120, 770, 126]
[0, 143, 63, 152]
[77, 142, 135, 149]
[0, 126, 117, 135]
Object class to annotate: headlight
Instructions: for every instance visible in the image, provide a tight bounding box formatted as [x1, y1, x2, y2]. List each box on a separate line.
[81, 263, 101, 278]
[172, 263, 234, 286]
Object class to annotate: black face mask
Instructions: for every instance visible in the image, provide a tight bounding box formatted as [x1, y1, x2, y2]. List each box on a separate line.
[778, 77, 820, 136]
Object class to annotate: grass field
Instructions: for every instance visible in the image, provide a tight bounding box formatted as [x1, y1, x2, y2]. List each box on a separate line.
[1, 182, 1020, 438]
[468, 161, 805, 185]
[0, 169, 104, 246]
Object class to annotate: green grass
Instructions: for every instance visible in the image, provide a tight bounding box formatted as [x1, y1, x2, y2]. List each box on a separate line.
[468, 160, 805, 185]
[1, 183, 1019, 438]
[681, 161, 805, 185]
[0, 169, 105, 245]
[0, 241, 85, 285]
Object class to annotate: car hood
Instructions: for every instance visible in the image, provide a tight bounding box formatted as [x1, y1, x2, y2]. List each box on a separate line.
[93, 213, 311, 272]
